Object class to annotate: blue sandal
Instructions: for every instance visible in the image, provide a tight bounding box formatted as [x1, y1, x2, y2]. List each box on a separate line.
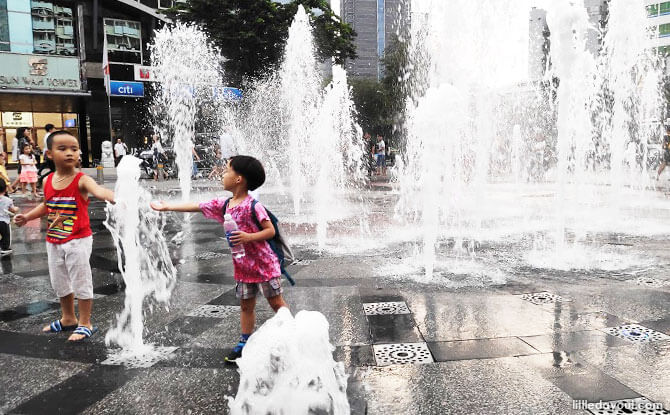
[68, 326, 98, 341]
[45, 320, 78, 333]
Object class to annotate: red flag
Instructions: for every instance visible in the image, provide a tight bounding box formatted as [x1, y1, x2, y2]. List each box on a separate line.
[103, 35, 110, 95]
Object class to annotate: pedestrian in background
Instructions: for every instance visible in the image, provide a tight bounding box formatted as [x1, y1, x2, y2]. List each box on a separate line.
[114, 138, 128, 166]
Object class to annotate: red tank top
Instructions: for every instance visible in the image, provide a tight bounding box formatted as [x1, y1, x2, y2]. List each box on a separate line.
[44, 172, 92, 244]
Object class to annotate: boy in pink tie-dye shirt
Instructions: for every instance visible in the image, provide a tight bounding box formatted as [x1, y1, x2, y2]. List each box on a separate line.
[151, 155, 289, 364]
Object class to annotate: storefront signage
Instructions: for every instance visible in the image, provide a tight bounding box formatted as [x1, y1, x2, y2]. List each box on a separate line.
[2, 112, 33, 128]
[133, 65, 157, 82]
[0, 53, 81, 91]
[110, 80, 144, 97]
[212, 86, 243, 100]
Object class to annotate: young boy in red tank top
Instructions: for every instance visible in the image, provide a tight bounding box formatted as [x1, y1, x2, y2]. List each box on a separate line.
[14, 131, 115, 341]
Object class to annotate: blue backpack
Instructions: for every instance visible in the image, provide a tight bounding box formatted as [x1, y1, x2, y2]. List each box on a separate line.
[223, 198, 296, 286]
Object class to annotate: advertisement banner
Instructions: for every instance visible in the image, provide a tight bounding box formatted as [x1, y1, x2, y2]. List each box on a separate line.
[0, 53, 82, 91]
[110, 81, 145, 97]
[134, 65, 157, 82]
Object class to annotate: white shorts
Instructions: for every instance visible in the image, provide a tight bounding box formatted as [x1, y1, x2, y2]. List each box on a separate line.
[47, 236, 94, 299]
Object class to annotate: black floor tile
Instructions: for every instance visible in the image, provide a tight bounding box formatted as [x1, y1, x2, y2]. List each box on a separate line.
[153, 347, 237, 370]
[639, 317, 670, 335]
[145, 316, 222, 348]
[10, 365, 139, 414]
[428, 337, 539, 362]
[519, 330, 631, 353]
[207, 288, 238, 306]
[367, 314, 423, 344]
[359, 287, 405, 303]
[333, 345, 376, 367]
[0, 301, 60, 322]
[0, 330, 107, 364]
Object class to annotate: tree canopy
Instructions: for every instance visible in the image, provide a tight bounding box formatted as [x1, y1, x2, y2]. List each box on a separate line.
[164, 0, 356, 86]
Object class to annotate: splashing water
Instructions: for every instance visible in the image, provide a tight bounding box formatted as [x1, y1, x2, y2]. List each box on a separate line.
[104, 156, 177, 351]
[395, 0, 668, 276]
[231, 6, 366, 249]
[229, 308, 350, 415]
[280, 7, 322, 215]
[397, 0, 530, 278]
[151, 23, 224, 201]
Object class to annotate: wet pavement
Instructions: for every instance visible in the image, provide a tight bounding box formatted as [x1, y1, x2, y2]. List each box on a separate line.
[1, 177, 670, 414]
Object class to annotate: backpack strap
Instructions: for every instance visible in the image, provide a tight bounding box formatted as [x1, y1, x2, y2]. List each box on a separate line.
[250, 199, 262, 231]
[222, 197, 231, 217]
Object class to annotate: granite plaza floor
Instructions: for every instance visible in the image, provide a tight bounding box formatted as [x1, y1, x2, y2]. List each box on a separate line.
[1, 177, 670, 414]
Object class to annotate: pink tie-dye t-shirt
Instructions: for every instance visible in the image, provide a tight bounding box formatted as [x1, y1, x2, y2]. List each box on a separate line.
[199, 195, 281, 283]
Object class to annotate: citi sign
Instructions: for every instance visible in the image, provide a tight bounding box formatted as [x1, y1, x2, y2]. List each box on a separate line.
[110, 81, 144, 97]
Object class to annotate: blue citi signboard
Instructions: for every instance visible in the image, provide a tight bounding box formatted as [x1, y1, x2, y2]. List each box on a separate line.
[110, 81, 144, 97]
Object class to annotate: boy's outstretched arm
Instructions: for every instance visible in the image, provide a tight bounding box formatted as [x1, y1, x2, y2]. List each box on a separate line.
[80, 175, 115, 203]
[14, 201, 47, 227]
[150, 200, 202, 212]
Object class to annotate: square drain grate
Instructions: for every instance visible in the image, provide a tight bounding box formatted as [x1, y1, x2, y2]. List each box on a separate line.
[628, 277, 670, 289]
[584, 397, 670, 414]
[601, 324, 670, 344]
[363, 301, 411, 316]
[196, 251, 225, 260]
[102, 346, 177, 368]
[186, 304, 240, 318]
[519, 292, 568, 305]
[372, 343, 434, 366]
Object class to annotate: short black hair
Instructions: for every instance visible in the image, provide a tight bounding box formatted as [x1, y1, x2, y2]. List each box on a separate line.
[45, 123, 55, 132]
[0, 179, 6, 194]
[46, 130, 76, 150]
[229, 155, 265, 191]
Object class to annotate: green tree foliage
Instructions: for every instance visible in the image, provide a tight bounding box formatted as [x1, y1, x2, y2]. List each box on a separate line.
[164, 0, 356, 85]
[349, 33, 410, 152]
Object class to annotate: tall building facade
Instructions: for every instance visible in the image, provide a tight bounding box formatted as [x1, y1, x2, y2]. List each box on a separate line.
[0, 0, 170, 165]
[645, 0, 670, 53]
[528, 0, 606, 81]
[340, 0, 408, 79]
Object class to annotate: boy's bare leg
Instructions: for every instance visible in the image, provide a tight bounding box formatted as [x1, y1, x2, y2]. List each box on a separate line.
[658, 162, 666, 179]
[240, 297, 256, 334]
[68, 298, 92, 341]
[267, 294, 288, 312]
[43, 293, 77, 332]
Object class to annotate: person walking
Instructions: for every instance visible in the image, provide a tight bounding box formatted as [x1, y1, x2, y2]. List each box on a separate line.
[38, 124, 56, 186]
[11, 127, 31, 191]
[151, 134, 166, 181]
[375, 135, 386, 176]
[113, 138, 128, 166]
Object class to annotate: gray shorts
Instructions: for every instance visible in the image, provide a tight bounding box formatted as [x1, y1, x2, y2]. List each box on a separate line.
[47, 236, 93, 299]
[236, 277, 282, 300]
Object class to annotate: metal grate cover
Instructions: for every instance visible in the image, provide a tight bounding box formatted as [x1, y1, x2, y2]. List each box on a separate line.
[584, 397, 670, 414]
[196, 251, 225, 260]
[602, 324, 670, 344]
[373, 343, 434, 366]
[363, 301, 411, 316]
[519, 292, 568, 305]
[628, 277, 670, 288]
[102, 346, 177, 368]
[186, 304, 240, 318]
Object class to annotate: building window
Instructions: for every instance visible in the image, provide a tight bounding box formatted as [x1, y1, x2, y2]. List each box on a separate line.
[660, 2, 670, 15]
[648, 4, 659, 17]
[660, 23, 670, 37]
[0, 0, 9, 52]
[377, 0, 385, 80]
[104, 18, 142, 64]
